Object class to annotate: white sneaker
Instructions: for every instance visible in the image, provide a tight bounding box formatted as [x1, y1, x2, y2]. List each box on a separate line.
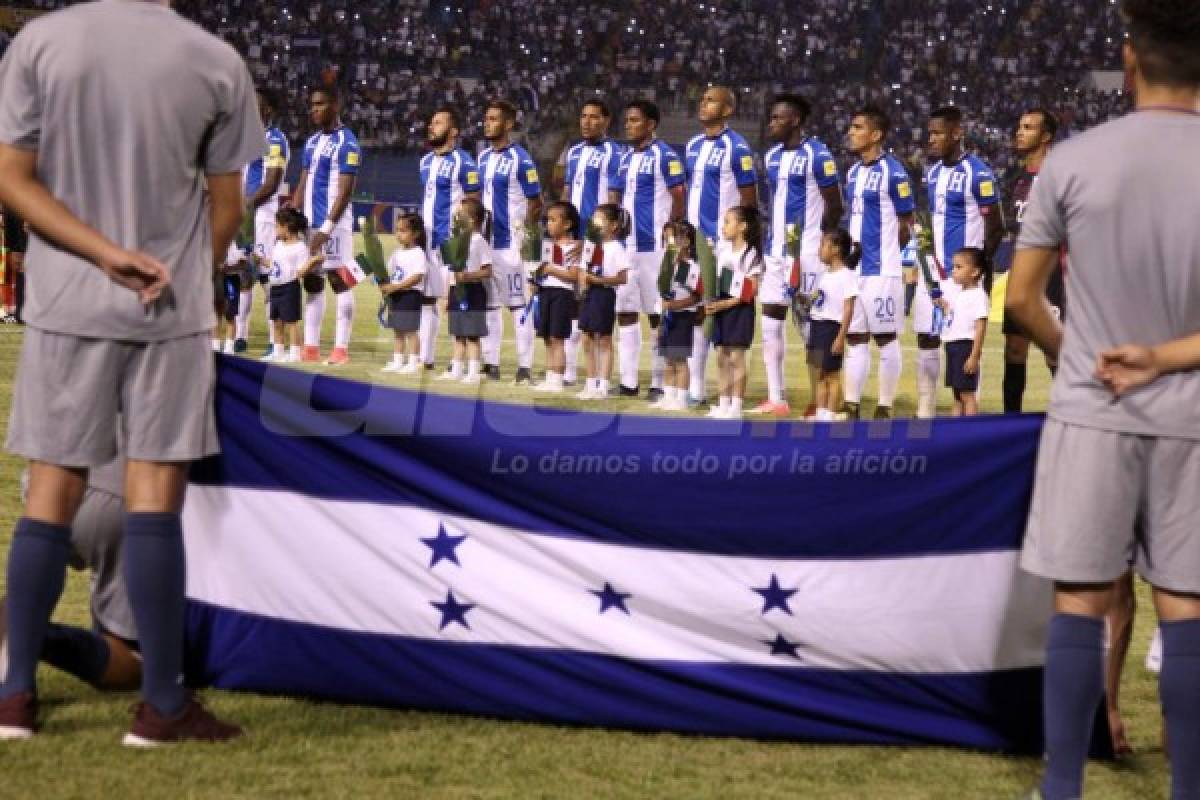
[260, 353, 277, 363]
[398, 362, 419, 374]
[533, 381, 563, 393]
[705, 406, 729, 419]
[575, 386, 597, 400]
[381, 361, 402, 373]
[284, 353, 300, 363]
[648, 397, 668, 409]
[437, 370, 461, 382]
[461, 374, 482, 385]
[667, 400, 691, 412]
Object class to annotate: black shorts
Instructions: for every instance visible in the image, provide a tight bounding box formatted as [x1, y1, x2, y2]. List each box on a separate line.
[1002, 264, 1066, 335]
[945, 339, 980, 392]
[386, 290, 423, 332]
[269, 280, 302, 323]
[222, 275, 241, 321]
[579, 287, 616, 336]
[536, 287, 577, 340]
[807, 318, 844, 373]
[712, 301, 755, 349]
[658, 310, 696, 361]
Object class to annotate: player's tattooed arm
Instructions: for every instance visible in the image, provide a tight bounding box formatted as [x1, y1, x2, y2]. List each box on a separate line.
[819, 183, 844, 233]
[668, 184, 685, 222]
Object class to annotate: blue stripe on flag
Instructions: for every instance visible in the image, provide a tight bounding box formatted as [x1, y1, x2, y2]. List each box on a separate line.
[193, 357, 1043, 559]
[185, 601, 1062, 752]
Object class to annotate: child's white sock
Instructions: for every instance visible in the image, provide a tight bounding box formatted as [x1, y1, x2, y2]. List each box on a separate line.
[618, 323, 641, 389]
[761, 315, 785, 404]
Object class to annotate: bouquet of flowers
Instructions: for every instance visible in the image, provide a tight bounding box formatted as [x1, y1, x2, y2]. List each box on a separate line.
[355, 213, 390, 285]
[695, 230, 718, 338]
[519, 221, 544, 282]
[440, 213, 471, 310]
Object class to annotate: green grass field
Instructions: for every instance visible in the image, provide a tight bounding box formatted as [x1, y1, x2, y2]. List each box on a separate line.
[0, 242, 1170, 798]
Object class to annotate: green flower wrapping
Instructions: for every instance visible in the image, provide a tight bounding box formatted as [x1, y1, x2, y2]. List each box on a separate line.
[357, 213, 390, 284]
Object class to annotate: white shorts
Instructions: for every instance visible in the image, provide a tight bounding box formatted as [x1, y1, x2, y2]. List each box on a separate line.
[850, 275, 904, 335]
[631, 250, 664, 315]
[615, 261, 643, 314]
[253, 215, 277, 273]
[489, 248, 527, 309]
[311, 227, 353, 271]
[423, 248, 447, 298]
[760, 254, 823, 306]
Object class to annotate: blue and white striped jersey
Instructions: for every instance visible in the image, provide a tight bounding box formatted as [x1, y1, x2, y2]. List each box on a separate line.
[301, 126, 361, 230]
[244, 126, 290, 216]
[420, 147, 481, 249]
[684, 127, 757, 241]
[763, 137, 839, 259]
[925, 154, 1000, 269]
[846, 154, 916, 278]
[563, 138, 624, 225]
[478, 142, 541, 251]
[616, 139, 686, 253]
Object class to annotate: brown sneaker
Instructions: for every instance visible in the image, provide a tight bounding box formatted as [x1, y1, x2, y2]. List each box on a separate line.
[0, 691, 37, 740]
[123, 694, 243, 747]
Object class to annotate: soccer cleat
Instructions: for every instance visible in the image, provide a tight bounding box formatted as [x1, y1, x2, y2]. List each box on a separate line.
[300, 345, 321, 363]
[0, 314, 20, 325]
[324, 347, 350, 366]
[233, 339, 248, 354]
[0, 691, 36, 740]
[123, 694, 243, 747]
[259, 351, 276, 362]
[424, 362, 436, 371]
[618, 385, 639, 398]
[645, 387, 664, 404]
[484, 365, 501, 381]
[261, 344, 275, 359]
[513, 367, 533, 385]
[748, 401, 790, 417]
[873, 405, 892, 420]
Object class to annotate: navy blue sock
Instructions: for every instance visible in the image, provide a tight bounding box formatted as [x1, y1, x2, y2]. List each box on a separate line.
[1040, 613, 1105, 800]
[123, 512, 186, 717]
[1160, 619, 1200, 800]
[0, 518, 71, 698]
[41, 624, 111, 687]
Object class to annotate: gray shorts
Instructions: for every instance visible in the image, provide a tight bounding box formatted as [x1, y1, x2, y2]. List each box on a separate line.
[1020, 418, 1200, 593]
[71, 487, 136, 641]
[6, 328, 218, 466]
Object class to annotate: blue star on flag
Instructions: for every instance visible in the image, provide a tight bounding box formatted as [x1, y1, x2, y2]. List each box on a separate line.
[590, 582, 632, 615]
[431, 590, 475, 630]
[763, 633, 801, 658]
[421, 523, 467, 567]
[753, 574, 798, 615]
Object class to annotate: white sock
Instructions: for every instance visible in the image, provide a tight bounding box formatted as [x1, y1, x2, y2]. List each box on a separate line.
[222, 338, 235, 354]
[762, 316, 785, 404]
[718, 395, 731, 411]
[650, 330, 665, 390]
[564, 321, 581, 382]
[547, 370, 563, 389]
[664, 386, 678, 404]
[408, 354, 421, 369]
[449, 359, 464, 378]
[878, 339, 902, 408]
[917, 347, 941, 419]
[334, 290, 355, 349]
[419, 305, 438, 365]
[235, 290, 252, 340]
[688, 333, 710, 400]
[467, 359, 481, 378]
[266, 298, 276, 345]
[211, 338, 221, 352]
[304, 290, 326, 348]
[598, 378, 610, 394]
[618, 323, 641, 390]
[731, 396, 744, 414]
[483, 308, 503, 367]
[515, 308, 536, 369]
[816, 408, 834, 421]
[844, 342, 870, 404]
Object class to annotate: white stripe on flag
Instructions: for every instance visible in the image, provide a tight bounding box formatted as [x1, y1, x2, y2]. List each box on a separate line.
[183, 485, 1052, 673]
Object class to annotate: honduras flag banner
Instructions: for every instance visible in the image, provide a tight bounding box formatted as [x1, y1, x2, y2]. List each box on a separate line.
[183, 357, 1078, 752]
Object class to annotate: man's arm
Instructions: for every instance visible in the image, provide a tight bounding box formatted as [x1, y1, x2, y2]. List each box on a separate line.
[737, 184, 757, 208]
[526, 195, 544, 227]
[1006, 246, 1062, 359]
[982, 206, 1004, 262]
[208, 172, 245, 272]
[819, 183, 844, 232]
[249, 165, 284, 211]
[607, 189, 622, 205]
[311, 172, 355, 254]
[1098, 333, 1200, 398]
[669, 184, 685, 221]
[0, 143, 167, 302]
[897, 212, 914, 250]
[290, 169, 308, 212]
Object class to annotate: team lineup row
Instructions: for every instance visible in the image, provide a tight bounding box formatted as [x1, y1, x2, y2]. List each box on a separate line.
[224, 85, 1060, 419]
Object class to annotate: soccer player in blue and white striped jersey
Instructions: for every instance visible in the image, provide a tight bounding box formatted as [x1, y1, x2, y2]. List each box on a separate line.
[915, 106, 1004, 418]
[684, 87, 758, 406]
[844, 105, 915, 419]
[418, 106, 481, 370]
[239, 88, 289, 357]
[557, 100, 624, 229]
[612, 100, 686, 398]
[478, 99, 543, 384]
[759, 95, 844, 418]
[291, 85, 361, 366]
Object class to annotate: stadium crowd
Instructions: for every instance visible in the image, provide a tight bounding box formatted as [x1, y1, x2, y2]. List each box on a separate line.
[3, 1, 1129, 167]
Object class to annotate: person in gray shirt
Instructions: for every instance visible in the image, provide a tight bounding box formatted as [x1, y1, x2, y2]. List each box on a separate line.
[1007, 1, 1200, 797]
[0, 0, 262, 745]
